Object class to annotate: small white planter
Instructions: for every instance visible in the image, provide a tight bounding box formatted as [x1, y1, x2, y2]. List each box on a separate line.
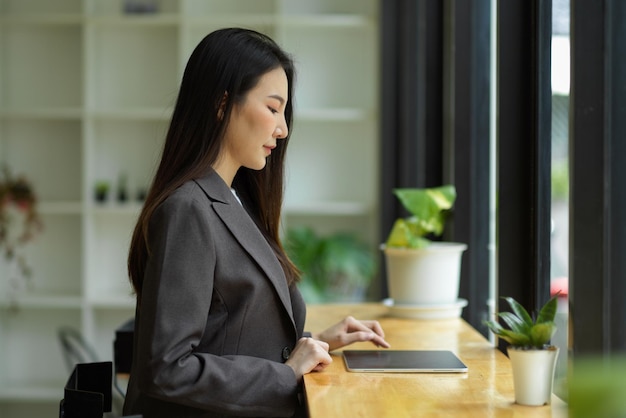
[382, 242, 467, 305]
[508, 346, 560, 406]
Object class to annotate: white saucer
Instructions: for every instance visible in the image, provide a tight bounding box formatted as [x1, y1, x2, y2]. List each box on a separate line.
[383, 298, 468, 319]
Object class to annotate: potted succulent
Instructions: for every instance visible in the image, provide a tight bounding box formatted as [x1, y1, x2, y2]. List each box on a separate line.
[285, 226, 376, 303]
[484, 295, 559, 406]
[94, 180, 110, 203]
[117, 172, 129, 203]
[382, 185, 467, 314]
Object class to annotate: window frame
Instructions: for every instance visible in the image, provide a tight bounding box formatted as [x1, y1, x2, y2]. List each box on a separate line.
[570, 0, 626, 354]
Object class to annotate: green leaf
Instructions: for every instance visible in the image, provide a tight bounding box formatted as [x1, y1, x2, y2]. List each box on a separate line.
[502, 296, 534, 327]
[404, 217, 430, 238]
[536, 295, 558, 324]
[385, 219, 431, 248]
[385, 219, 413, 247]
[484, 319, 531, 346]
[486, 295, 560, 348]
[483, 319, 504, 335]
[498, 311, 530, 334]
[530, 323, 557, 347]
[392, 185, 456, 237]
[426, 187, 456, 210]
[497, 328, 532, 346]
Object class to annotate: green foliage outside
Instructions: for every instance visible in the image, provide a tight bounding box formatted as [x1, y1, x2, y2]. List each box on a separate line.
[285, 226, 376, 303]
[552, 159, 569, 201]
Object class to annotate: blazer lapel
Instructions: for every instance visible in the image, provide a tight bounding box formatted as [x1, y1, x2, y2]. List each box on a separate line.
[194, 171, 297, 332]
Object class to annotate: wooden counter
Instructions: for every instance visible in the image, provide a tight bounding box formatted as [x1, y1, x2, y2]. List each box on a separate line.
[303, 304, 567, 418]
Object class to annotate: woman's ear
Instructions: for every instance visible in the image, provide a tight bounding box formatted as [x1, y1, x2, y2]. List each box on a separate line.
[217, 92, 228, 121]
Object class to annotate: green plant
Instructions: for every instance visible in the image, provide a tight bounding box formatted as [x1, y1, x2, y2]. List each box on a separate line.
[94, 180, 110, 202]
[568, 356, 626, 417]
[285, 226, 376, 303]
[0, 166, 42, 258]
[484, 295, 558, 349]
[117, 172, 128, 202]
[95, 180, 109, 193]
[0, 166, 43, 308]
[385, 185, 456, 249]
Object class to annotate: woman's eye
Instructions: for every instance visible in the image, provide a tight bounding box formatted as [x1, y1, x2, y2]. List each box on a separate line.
[268, 107, 278, 114]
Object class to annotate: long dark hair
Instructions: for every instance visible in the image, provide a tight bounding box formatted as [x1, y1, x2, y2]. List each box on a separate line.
[128, 28, 299, 299]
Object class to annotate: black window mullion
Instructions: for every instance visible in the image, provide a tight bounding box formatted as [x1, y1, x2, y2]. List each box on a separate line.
[606, 0, 626, 352]
[443, 0, 492, 336]
[570, 0, 609, 355]
[570, 0, 626, 354]
[379, 0, 444, 298]
[532, 0, 554, 310]
[496, 0, 552, 352]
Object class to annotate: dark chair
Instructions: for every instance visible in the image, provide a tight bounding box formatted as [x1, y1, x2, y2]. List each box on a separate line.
[59, 360, 143, 418]
[58, 326, 99, 373]
[59, 361, 112, 418]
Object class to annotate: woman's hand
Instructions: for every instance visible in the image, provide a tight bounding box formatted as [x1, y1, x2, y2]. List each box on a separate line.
[285, 337, 332, 382]
[313, 316, 390, 352]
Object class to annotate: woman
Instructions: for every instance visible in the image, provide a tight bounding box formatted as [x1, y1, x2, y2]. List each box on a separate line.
[123, 28, 389, 418]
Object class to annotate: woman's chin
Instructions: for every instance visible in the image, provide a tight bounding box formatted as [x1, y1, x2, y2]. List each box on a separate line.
[244, 160, 268, 171]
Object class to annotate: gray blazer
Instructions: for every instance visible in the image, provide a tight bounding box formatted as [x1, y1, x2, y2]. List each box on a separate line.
[123, 170, 307, 418]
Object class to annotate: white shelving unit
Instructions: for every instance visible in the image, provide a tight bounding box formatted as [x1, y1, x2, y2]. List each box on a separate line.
[0, 0, 379, 416]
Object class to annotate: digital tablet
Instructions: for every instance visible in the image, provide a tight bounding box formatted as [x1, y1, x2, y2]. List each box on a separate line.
[342, 350, 468, 373]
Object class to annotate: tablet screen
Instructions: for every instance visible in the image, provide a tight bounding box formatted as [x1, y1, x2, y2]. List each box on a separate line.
[342, 350, 468, 373]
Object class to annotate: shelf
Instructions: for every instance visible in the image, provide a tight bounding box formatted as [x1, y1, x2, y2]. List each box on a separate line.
[90, 25, 178, 109]
[0, 107, 83, 119]
[39, 201, 83, 215]
[1, 120, 82, 201]
[181, 0, 275, 16]
[0, 294, 82, 310]
[90, 202, 143, 216]
[0, 14, 83, 25]
[88, 13, 179, 26]
[184, 14, 277, 27]
[88, 294, 135, 309]
[280, 26, 377, 109]
[284, 201, 370, 216]
[285, 120, 378, 205]
[296, 107, 373, 122]
[88, 0, 180, 16]
[0, 309, 80, 389]
[278, 0, 377, 16]
[0, 381, 62, 402]
[90, 119, 165, 201]
[0, 0, 83, 16]
[279, 14, 374, 28]
[1, 25, 83, 109]
[89, 107, 172, 120]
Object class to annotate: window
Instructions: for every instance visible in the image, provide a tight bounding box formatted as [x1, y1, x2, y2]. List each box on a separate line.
[380, 0, 626, 356]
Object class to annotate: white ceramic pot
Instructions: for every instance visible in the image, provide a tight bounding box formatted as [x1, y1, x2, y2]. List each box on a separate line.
[507, 346, 560, 406]
[382, 242, 467, 305]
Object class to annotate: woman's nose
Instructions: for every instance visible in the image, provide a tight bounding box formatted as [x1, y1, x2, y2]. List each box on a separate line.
[275, 121, 288, 139]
